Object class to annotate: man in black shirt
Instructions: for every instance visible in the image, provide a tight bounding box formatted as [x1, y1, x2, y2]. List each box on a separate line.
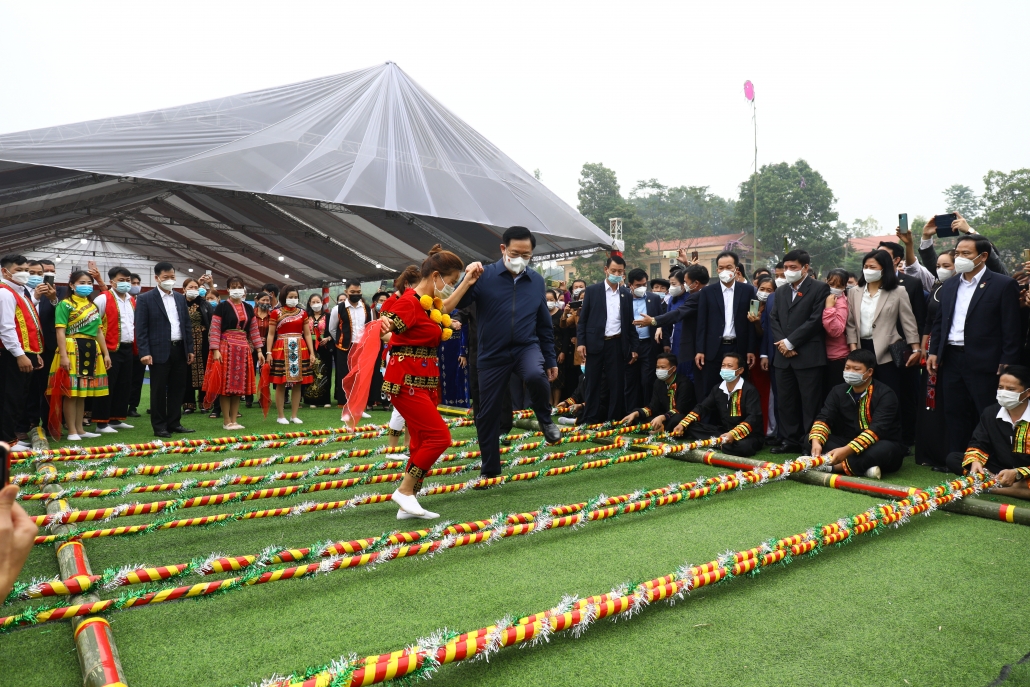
[620, 353, 696, 432]
[809, 348, 905, 479]
[670, 352, 763, 457]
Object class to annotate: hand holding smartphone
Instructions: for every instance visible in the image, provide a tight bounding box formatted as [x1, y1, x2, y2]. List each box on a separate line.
[934, 213, 959, 238]
[898, 213, 909, 234]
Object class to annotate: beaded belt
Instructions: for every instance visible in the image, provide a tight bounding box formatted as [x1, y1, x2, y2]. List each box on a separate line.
[391, 345, 438, 360]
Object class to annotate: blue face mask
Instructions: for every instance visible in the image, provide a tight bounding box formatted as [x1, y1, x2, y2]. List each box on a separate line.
[719, 368, 738, 382]
[26, 275, 44, 289]
[607, 274, 623, 285]
[115, 281, 133, 294]
[74, 284, 93, 297]
[198, 287, 207, 298]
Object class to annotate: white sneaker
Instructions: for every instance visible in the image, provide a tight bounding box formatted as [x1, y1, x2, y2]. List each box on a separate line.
[81, 432, 101, 438]
[12, 441, 32, 451]
[324, 404, 331, 408]
[112, 422, 134, 429]
[557, 417, 577, 425]
[276, 417, 290, 425]
[66, 434, 81, 441]
[394, 453, 410, 461]
[864, 466, 882, 480]
[362, 412, 371, 419]
[397, 508, 440, 520]
[291, 417, 303, 424]
[97, 425, 118, 434]
[391, 489, 429, 516]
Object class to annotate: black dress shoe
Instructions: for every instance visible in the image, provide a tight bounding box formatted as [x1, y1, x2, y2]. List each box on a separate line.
[541, 420, 561, 445]
[472, 478, 502, 490]
[931, 465, 950, 473]
[170, 426, 196, 434]
[127, 409, 141, 418]
[769, 442, 801, 455]
[154, 430, 172, 438]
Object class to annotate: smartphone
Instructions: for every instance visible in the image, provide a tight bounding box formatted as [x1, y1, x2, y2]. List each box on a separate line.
[1022, 249, 1030, 262]
[570, 300, 582, 310]
[0, 442, 9, 486]
[934, 213, 958, 238]
[691, 250, 699, 261]
[898, 213, 909, 234]
[749, 299, 760, 316]
[662, 250, 678, 259]
[1021, 284, 1030, 293]
[205, 269, 212, 276]
[43, 274, 55, 286]
[545, 279, 564, 288]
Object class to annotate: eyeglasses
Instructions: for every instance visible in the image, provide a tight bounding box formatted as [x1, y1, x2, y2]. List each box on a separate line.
[506, 249, 533, 260]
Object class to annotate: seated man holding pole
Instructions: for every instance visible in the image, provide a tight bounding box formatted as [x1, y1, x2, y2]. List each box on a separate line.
[809, 348, 905, 479]
[952, 364, 1030, 500]
[620, 353, 696, 432]
[669, 352, 763, 457]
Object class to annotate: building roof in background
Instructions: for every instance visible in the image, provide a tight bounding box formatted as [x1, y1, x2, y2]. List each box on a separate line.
[0, 63, 611, 286]
[848, 234, 902, 254]
[643, 232, 752, 252]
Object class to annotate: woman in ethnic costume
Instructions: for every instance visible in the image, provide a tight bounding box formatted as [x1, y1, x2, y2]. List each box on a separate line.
[208, 276, 265, 430]
[50, 270, 112, 441]
[303, 293, 333, 408]
[182, 277, 212, 414]
[266, 285, 316, 425]
[379, 246, 481, 520]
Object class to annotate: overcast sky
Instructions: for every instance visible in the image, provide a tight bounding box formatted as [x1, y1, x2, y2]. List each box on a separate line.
[1, 0, 1026, 236]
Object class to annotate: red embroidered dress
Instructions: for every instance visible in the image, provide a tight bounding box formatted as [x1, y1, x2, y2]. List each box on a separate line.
[380, 291, 442, 399]
[208, 300, 263, 395]
[268, 307, 312, 385]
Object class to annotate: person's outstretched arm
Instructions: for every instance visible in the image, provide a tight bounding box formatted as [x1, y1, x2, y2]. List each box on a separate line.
[0, 481, 38, 601]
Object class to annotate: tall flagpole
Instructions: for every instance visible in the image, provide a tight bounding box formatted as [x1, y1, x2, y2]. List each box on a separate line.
[744, 80, 757, 256]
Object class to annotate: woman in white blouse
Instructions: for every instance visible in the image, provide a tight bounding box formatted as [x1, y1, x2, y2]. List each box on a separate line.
[845, 249, 921, 397]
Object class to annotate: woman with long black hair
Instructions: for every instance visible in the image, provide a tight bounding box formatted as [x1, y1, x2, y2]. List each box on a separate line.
[303, 292, 334, 408]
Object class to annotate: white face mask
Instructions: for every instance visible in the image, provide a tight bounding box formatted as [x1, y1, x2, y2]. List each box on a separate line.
[668, 285, 684, 297]
[573, 288, 584, 297]
[954, 256, 979, 274]
[937, 267, 954, 281]
[655, 368, 671, 381]
[784, 269, 804, 284]
[632, 286, 646, 298]
[843, 370, 868, 386]
[829, 287, 844, 296]
[718, 270, 735, 284]
[756, 290, 770, 302]
[285, 297, 300, 308]
[774, 277, 788, 288]
[8, 270, 30, 285]
[997, 388, 1026, 410]
[547, 300, 559, 310]
[863, 269, 882, 283]
[310, 302, 322, 312]
[159, 279, 175, 292]
[185, 289, 199, 299]
[504, 254, 528, 275]
[228, 288, 245, 300]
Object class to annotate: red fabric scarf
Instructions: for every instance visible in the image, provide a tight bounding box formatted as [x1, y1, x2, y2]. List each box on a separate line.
[341, 321, 383, 429]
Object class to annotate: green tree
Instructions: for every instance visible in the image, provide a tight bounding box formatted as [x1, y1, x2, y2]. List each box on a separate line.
[733, 159, 844, 273]
[943, 184, 980, 222]
[572, 162, 643, 283]
[979, 168, 1030, 265]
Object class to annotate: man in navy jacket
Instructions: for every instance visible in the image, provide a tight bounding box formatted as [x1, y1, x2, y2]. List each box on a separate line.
[135, 262, 195, 438]
[928, 234, 1021, 456]
[695, 251, 757, 399]
[644, 262, 710, 404]
[577, 254, 634, 423]
[624, 267, 665, 411]
[457, 226, 559, 479]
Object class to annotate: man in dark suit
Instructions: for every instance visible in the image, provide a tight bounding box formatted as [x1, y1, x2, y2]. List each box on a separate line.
[25, 259, 63, 435]
[928, 235, 1021, 456]
[644, 263, 710, 403]
[625, 267, 665, 411]
[577, 254, 634, 423]
[135, 261, 195, 438]
[695, 251, 757, 399]
[768, 249, 831, 453]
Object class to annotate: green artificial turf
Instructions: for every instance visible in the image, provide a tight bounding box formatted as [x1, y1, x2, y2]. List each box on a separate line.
[2, 387, 1029, 687]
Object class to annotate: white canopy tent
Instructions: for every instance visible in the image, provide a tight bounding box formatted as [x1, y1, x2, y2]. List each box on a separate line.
[0, 62, 611, 287]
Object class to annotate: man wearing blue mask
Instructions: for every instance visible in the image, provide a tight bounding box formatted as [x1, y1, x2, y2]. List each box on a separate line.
[577, 254, 634, 422]
[670, 352, 763, 457]
[620, 353, 696, 432]
[92, 266, 136, 434]
[456, 226, 560, 485]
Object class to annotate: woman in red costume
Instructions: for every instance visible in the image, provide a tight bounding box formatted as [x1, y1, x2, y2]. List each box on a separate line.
[380, 245, 481, 519]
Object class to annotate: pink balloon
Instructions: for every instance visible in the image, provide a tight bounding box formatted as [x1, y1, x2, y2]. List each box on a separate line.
[744, 80, 754, 101]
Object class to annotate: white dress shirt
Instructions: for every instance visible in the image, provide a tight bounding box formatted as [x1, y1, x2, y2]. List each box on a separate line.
[604, 283, 621, 337]
[0, 278, 29, 357]
[115, 292, 135, 343]
[997, 402, 1030, 428]
[721, 282, 736, 338]
[858, 286, 881, 339]
[328, 300, 367, 342]
[947, 268, 985, 346]
[160, 288, 182, 341]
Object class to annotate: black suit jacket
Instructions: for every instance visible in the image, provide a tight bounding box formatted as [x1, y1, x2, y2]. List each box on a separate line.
[135, 288, 194, 363]
[897, 273, 927, 334]
[577, 282, 633, 360]
[630, 292, 664, 341]
[769, 275, 831, 370]
[36, 285, 69, 353]
[695, 281, 757, 360]
[654, 290, 699, 365]
[929, 268, 1021, 375]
